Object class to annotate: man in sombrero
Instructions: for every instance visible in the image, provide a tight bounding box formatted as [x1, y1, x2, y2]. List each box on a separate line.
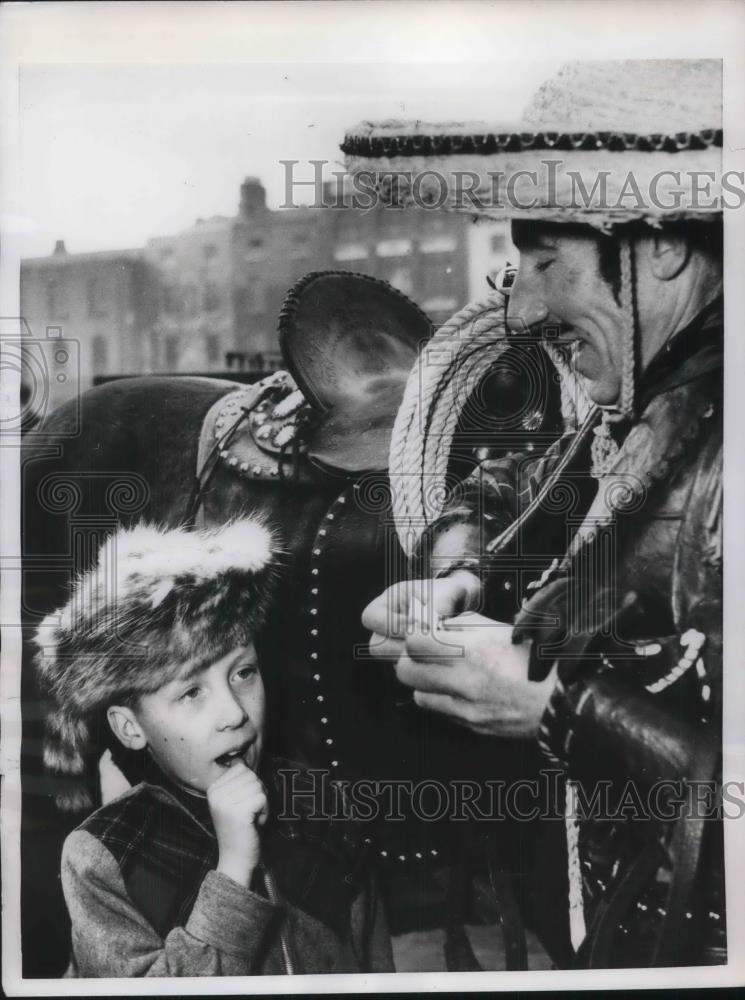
[355, 60, 725, 968]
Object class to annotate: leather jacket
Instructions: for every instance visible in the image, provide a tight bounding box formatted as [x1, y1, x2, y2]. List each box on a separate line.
[419, 298, 724, 968]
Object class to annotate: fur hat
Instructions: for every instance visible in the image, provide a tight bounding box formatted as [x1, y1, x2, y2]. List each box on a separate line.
[341, 59, 723, 230]
[34, 517, 279, 811]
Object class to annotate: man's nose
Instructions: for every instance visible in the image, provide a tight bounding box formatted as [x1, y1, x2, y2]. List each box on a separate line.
[506, 271, 549, 333]
[216, 686, 249, 730]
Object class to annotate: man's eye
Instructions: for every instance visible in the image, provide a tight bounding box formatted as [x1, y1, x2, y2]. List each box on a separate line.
[233, 665, 258, 683]
[180, 686, 201, 702]
[535, 259, 555, 273]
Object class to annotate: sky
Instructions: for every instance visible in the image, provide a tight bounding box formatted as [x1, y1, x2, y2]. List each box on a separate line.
[17, 60, 560, 258]
[4, 0, 745, 266]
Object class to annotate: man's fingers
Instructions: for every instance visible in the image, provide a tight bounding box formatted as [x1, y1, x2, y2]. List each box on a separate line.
[405, 612, 511, 661]
[367, 632, 406, 661]
[395, 654, 465, 696]
[412, 689, 473, 725]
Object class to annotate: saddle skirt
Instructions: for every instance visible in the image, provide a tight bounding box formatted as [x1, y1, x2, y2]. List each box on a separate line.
[197, 371, 319, 486]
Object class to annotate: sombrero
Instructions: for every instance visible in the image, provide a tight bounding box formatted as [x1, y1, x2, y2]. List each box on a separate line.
[341, 60, 723, 231]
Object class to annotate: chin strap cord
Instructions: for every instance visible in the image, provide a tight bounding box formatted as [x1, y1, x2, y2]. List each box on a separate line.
[618, 237, 637, 421]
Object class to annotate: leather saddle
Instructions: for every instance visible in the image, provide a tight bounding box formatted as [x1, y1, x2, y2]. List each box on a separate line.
[197, 271, 434, 485]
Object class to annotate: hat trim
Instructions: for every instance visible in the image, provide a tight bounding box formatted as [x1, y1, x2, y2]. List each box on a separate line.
[341, 126, 722, 159]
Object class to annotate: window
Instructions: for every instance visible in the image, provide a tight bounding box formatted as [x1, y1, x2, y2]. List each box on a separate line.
[376, 238, 412, 258]
[422, 295, 458, 313]
[91, 335, 109, 374]
[420, 236, 457, 254]
[334, 243, 368, 262]
[205, 334, 221, 365]
[164, 336, 180, 370]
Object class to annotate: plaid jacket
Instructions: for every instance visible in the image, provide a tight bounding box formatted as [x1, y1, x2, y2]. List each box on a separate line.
[61, 756, 393, 977]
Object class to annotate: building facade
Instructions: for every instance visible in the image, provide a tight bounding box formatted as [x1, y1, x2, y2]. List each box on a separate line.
[20, 240, 157, 409]
[21, 178, 497, 410]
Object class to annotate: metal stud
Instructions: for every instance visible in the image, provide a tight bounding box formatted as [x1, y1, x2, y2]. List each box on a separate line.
[313, 548, 321, 556]
[338, 495, 347, 504]
[311, 652, 318, 660]
[312, 673, 320, 681]
[319, 529, 327, 537]
[380, 850, 388, 858]
[310, 608, 318, 616]
[311, 568, 319, 576]
[252, 465, 263, 475]
[240, 462, 248, 472]
[310, 629, 318, 637]
[331, 760, 339, 767]
[229, 457, 238, 467]
[326, 738, 333, 746]
[702, 685, 711, 702]
[321, 717, 328, 724]
[398, 855, 405, 862]
[326, 513, 335, 521]
[311, 587, 318, 595]
[317, 695, 324, 703]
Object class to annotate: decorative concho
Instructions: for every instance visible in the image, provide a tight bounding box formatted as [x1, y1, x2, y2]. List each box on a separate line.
[213, 371, 314, 480]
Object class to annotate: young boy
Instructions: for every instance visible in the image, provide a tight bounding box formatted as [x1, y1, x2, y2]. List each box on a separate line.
[34, 518, 393, 977]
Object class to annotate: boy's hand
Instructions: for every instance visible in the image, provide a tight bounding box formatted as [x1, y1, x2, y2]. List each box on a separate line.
[208, 761, 268, 888]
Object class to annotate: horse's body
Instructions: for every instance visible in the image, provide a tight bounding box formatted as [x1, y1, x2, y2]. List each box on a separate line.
[21, 295, 564, 974]
[20, 375, 495, 973]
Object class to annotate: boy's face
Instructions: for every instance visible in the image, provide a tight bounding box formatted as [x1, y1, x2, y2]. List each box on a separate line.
[114, 644, 265, 793]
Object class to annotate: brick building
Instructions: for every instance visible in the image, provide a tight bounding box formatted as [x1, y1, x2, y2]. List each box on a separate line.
[20, 240, 157, 408]
[20, 177, 486, 408]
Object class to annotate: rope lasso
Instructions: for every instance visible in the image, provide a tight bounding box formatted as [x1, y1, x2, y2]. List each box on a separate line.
[389, 289, 593, 557]
[388, 290, 513, 558]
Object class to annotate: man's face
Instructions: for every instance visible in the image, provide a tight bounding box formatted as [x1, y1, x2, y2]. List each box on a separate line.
[128, 643, 265, 792]
[508, 224, 626, 406]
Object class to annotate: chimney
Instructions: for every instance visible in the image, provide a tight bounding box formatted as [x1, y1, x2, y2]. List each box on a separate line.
[53, 240, 67, 255]
[239, 177, 267, 217]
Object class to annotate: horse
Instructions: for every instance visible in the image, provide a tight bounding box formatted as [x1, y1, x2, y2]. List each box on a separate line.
[20, 271, 565, 975]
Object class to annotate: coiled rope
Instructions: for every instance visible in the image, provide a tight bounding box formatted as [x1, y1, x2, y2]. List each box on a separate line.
[389, 291, 592, 558]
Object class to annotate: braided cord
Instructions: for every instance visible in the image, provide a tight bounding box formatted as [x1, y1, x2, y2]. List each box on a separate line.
[618, 238, 636, 420]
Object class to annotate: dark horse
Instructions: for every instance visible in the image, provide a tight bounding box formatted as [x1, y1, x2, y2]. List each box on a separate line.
[20, 273, 564, 975]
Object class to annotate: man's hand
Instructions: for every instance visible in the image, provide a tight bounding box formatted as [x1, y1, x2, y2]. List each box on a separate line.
[395, 609, 555, 739]
[362, 571, 483, 661]
[208, 761, 268, 888]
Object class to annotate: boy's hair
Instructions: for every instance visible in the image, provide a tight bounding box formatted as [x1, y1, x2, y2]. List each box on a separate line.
[34, 517, 279, 812]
